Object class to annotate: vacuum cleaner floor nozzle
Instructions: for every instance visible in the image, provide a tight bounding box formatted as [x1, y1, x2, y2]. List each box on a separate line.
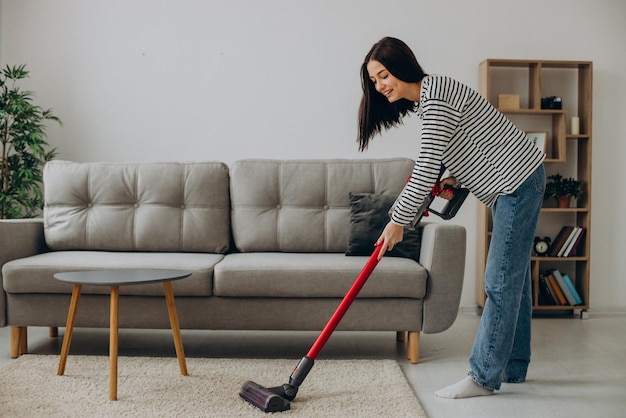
[239, 381, 290, 413]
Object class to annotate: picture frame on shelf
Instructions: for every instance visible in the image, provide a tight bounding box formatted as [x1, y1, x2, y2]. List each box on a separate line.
[526, 131, 548, 153]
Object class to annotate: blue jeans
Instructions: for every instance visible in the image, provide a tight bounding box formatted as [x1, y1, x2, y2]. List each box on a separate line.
[469, 164, 545, 391]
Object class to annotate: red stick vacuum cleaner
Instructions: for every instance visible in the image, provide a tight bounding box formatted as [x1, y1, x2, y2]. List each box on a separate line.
[240, 177, 468, 413]
[239, 245, 383, 412]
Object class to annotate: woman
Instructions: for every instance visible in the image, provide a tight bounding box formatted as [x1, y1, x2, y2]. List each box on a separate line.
[358, 37, 545, 398]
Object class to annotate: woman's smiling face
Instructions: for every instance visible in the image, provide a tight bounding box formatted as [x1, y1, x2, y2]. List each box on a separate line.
[366, 59, 417, 103]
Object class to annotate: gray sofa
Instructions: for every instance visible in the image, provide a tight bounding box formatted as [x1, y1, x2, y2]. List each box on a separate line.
[0, 158, 466, 364]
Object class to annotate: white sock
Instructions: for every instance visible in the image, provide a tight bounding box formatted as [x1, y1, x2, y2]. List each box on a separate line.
[434, 376, 494, 399]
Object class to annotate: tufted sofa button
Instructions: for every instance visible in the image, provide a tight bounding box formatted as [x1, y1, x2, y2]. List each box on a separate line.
[181, 205, 186, 209]
[276, 204, 282, 209]
[323, 205, 329, 210]
[87, 203, 93, 208]
[134, 203, 139, 208]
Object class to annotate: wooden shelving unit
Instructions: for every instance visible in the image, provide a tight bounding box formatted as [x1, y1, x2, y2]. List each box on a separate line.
[476, 59, 592, 317]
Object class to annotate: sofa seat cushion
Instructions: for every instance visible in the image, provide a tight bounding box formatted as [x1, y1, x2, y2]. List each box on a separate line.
[214, 253, 427, 298]
[2, 251, 223, 297]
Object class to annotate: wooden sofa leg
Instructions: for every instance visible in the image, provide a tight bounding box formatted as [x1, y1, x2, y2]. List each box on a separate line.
[10, 326, 27, 358]
[10, 327, 20, 358]
[407, 331, 420, 364]
[49, 327, 59, 338]
[396, 331, 406, 342]
[19, 327, 27, 355]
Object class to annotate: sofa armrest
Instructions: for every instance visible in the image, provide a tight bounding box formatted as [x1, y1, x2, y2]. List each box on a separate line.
[0, 219, 47, 326]
[419, 222, 466, 334]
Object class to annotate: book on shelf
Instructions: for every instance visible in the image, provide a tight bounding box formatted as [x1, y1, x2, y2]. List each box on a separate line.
[548, 226, 574, 257]
[563, 227, 586, 257]
[545, 273, 568, 305]
[539, 274, 557, 305]
[547, 226, 586, 257]
[550, 269, 580, 305]
[561, 273, 583, 305]
[538, 269, 584, 306]
[557, 227, 579, 257]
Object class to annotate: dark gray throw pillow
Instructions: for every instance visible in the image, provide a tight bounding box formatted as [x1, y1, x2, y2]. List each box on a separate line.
[346, 193, 422, 262]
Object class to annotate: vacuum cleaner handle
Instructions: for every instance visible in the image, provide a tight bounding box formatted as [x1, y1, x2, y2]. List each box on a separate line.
[306, 245, 382, 360]
[428, 185, 470, 220]
[392, 182, 469, 230]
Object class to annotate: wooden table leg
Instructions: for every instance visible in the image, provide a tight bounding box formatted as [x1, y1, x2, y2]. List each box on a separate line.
[163, 282, 188, 376]
[58, 284, 82, 375]
[109, 285, 119, 401]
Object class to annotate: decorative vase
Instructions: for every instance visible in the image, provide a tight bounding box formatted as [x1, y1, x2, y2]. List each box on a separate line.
[558, 196, 571, 208]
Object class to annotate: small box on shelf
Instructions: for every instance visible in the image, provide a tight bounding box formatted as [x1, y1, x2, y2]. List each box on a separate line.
[497, 94, 520, 111]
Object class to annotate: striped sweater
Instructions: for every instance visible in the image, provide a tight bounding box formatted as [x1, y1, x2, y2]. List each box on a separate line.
[391, 75, 545, 226]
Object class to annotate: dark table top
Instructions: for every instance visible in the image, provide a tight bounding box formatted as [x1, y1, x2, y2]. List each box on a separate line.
[53, 269, 192, 286]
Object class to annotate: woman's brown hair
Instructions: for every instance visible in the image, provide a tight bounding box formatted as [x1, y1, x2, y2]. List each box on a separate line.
[357, 37, 427, 151]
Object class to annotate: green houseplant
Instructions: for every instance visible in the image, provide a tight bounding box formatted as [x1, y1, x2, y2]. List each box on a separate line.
[0, 64, 61, 219]
[545, 173, 584, 208]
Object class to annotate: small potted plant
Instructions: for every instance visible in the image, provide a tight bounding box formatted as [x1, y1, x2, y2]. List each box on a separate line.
[545, 173, 584, 208]
[1, 64, 61, 219]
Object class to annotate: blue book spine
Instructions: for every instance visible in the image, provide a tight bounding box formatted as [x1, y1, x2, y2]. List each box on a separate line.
[562, 274, 583, 305]
[551, 269, 577, 305]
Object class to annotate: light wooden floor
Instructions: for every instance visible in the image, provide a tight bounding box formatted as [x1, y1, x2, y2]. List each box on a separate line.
[1, 311, 625, 418]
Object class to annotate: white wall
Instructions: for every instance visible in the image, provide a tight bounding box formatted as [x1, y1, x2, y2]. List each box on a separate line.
[2, 0, 625, 312]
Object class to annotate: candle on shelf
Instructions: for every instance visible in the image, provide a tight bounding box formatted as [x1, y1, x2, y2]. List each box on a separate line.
[571, 116, 580, 135]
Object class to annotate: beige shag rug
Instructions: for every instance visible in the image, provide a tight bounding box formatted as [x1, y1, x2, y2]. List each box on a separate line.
[0, 355, 426, 417]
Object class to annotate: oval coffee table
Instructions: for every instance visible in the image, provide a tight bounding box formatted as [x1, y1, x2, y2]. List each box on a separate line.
[54, 269, 192, 401]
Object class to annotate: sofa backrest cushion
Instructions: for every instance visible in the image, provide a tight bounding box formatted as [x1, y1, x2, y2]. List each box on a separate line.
[229, 158, 413, 252]
[43, 161, 231, 253]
